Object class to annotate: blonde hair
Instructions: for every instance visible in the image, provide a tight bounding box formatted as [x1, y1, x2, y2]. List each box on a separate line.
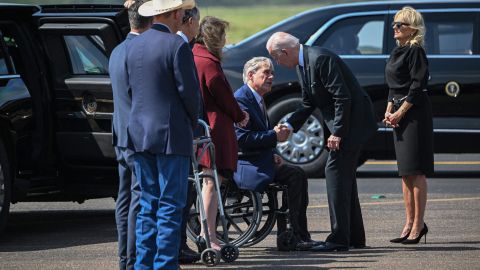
[196, 16, 229, 60]
[394, 6, 426, 47]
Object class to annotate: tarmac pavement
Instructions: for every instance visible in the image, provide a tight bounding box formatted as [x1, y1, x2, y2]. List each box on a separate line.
[0, 160, 479, 270]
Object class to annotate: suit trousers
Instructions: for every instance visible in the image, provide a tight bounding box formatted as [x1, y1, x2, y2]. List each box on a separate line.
[133, 152, 189, 270]
[114, 147, 140, 270]
[274, 164, 311, 241]
[324, 145, 366, 247]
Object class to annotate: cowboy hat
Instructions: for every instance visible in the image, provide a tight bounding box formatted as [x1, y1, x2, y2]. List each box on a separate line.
[139, 0, 195, 17]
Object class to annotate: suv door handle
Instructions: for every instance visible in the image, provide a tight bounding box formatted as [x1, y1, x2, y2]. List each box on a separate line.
[81, 107, 113, 118]
[82, 93, 112, 119]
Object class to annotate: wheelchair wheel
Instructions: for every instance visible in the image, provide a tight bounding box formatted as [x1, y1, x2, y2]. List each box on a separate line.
[220, 244, 239, 263]
[186, 182, 262, 248]
[201, 248, 220, 267]
[242, 189, 278, 247]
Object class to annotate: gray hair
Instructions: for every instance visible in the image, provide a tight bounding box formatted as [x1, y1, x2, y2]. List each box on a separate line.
[243, 57, 274, 84]
[128, 0, 152, 30]
[266, 32, 299, 53]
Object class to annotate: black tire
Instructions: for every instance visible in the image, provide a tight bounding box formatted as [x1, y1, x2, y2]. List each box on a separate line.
[186, 183, 262, 248]
[0, 137, 11, 233]
[268, 95, 328, 178]
[242, 189, 277, 247]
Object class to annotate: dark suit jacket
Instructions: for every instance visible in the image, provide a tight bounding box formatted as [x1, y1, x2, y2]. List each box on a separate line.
[288, 46, 377, 149]
[126, 24, 200, 156]
[110, 33, 136, 148]
[233, 84, 277, 192]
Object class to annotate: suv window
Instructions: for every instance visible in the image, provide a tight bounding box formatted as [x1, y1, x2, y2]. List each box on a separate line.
[423, 13, 475, 55]
[64, 35, 109, 75]
[0, 45, 7, 75]
[314, 15, 385, 55]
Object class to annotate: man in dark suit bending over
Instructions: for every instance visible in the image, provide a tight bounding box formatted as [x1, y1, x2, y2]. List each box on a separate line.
[234, 57, 320, 251]
[266, 32, 377, 252]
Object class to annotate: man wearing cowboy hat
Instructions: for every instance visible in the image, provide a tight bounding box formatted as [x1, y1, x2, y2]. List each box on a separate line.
[126, 0, 200, 269]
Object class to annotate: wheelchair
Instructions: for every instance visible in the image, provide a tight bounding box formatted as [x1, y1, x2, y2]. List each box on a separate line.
[187, 169, 297, 250]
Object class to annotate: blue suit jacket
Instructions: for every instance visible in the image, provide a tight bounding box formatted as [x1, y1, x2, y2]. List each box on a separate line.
[110, 33, 136, 148]
[126, 24, 200, 156]
[233, 84, 277, 192]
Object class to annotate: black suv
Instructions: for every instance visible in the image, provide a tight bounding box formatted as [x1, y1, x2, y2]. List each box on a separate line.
[0, 4, 128, 230]
[222, 0, 480, 176]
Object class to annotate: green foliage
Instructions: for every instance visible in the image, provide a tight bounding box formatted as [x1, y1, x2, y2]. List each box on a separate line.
[200, 5, 317, 44]
[3, 0, 377, 44]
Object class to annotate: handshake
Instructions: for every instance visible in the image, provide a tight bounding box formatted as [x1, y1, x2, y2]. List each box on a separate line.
[274, 124, 291, 142]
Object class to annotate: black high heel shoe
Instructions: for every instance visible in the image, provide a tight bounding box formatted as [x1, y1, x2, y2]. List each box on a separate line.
[390, 226, 412, 243]
[402, 223, 428, 244]
[390, 232, 410, 243]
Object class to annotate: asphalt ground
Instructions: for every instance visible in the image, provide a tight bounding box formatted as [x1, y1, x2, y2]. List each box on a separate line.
[0, 155, 479, 270]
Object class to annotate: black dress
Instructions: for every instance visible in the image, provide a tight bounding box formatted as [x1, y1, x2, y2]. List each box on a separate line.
[385, 45, 434, 177]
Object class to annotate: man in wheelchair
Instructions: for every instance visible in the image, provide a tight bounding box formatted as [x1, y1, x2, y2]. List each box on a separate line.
[233, 57, 321, 251]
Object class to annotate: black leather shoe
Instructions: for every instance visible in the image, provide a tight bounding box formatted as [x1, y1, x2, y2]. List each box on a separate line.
[296, 239, 325, 251]
[178, 246, 200, 264]
[350, 243, 366, 249]
[310, 242, 349, 252]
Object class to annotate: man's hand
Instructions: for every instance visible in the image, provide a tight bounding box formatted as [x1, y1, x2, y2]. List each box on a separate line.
[327, 135, 342, 151]
[274, 124, 290, 142]
[273, 154, 283, 166]
[124, 0, 134, 8]
[237, 111, 250, 128]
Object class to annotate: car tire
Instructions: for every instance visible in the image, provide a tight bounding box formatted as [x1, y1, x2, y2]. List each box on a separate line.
[268, 95, 328, 178]
[0, 136, 11, 233]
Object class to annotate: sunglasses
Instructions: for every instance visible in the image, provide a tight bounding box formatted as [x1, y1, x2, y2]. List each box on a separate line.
[392, 22, 410, 29]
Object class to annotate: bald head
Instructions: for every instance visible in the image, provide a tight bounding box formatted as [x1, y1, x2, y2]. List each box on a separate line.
[266, 32, 300, 69]
[266, 32, 300, 52]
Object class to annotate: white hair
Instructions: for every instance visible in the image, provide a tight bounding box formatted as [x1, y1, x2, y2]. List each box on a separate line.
[242, 57, 274, 84]
[266, 32, 300, 53]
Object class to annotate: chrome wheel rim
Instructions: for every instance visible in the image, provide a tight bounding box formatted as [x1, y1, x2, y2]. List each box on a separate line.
[276, 113, 325, 164]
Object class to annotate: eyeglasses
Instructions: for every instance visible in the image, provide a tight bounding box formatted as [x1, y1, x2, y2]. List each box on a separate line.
[392, 22, 410, 29]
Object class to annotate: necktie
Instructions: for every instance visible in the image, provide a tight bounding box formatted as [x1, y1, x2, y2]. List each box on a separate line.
[260, 98, 269, 127]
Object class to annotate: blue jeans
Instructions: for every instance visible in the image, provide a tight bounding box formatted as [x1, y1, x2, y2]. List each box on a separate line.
[115, 147, 140, 270]
[133, 152, 189, 270]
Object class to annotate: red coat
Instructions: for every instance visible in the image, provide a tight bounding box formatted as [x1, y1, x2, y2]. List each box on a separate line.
[193, 44, 244, 172]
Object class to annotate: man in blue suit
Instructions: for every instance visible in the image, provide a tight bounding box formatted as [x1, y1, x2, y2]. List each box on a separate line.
[127, 0, 200, 269]
[109, 1, 151, 269]
[234, 57, 319, 251]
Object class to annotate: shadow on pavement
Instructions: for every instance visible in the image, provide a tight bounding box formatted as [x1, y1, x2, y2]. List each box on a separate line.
[357, 171, 480, 178]
[0, 209, 116, 252]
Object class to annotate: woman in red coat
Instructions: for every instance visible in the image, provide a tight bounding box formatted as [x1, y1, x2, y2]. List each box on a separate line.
[193, 16, 248, 250]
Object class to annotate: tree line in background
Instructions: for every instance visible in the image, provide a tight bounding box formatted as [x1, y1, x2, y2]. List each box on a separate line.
[3, 0, 376, 7]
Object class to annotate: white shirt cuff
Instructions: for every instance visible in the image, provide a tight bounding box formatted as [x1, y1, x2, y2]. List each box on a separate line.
[284, 122, 294, 131]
